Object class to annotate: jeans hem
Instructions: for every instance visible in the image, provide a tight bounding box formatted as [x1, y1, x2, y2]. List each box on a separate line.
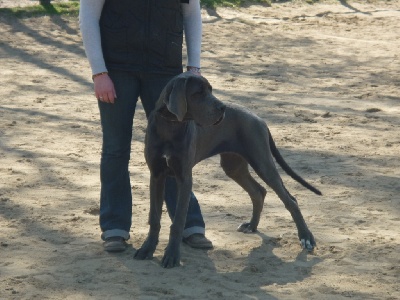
[182, 226, 205, 239]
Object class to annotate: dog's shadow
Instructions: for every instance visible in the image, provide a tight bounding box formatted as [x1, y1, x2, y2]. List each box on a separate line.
[199, 231, 321, 283]
[113, 231, 321, 298]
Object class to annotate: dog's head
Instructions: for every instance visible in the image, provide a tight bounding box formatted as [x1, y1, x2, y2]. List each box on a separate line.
[160, 72, 226, 126]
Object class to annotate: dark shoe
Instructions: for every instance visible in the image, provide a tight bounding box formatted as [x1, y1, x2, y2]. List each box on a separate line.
[103, 236, 127, 252]
[183, 234, 213, 249]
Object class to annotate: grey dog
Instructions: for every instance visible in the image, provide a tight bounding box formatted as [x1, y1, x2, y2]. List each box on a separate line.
[134, 72, 322, 268]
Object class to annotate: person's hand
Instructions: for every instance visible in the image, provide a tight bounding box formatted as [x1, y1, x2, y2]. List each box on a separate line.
[94, 73, 117, 104]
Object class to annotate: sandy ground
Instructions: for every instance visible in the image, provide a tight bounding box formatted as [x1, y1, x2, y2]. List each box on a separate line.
[0, 1, 399, 299]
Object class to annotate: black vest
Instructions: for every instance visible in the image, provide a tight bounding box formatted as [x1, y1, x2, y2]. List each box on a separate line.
[100, 0, 184, 75]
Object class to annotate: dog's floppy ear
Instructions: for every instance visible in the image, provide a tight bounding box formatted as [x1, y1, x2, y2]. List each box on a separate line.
[164, 76, 187, 122]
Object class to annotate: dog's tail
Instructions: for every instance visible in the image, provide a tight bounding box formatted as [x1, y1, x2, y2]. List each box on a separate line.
[268, 130, 322, 196]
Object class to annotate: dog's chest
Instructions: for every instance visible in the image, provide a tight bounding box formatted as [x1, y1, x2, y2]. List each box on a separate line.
[158, 141, 177, 169]
[162, 152, 172, 167]
[157, 140, 192, 175]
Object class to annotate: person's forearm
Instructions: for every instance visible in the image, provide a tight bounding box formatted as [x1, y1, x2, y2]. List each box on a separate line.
[79, 0, 107, 75]
[183, 0, 202, 69]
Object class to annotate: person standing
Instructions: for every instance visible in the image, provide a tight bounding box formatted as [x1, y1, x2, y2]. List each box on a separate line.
[79, 0, 212, 252]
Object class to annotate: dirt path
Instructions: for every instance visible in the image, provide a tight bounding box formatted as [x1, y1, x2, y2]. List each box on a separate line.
[0, 1, 399, 299]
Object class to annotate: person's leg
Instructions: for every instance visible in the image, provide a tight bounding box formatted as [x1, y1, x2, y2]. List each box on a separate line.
[98, 70, 140, 249]
[140, 73, 212, 248]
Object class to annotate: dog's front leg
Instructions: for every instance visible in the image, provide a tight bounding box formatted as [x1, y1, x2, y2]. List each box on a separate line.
[134, 174, 165, 260]
[161, 176, 192, 268]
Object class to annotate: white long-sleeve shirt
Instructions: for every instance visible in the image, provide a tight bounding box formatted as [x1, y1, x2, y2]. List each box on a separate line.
[79, 0, 202, 75]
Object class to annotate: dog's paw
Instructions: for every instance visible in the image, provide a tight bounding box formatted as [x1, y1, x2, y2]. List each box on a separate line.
[134, 248, 153, 260]
[133, 239, 157, 260]
[161, 247, 181, 268]
[299, 231, 316, 252]
[237, 222, 257, 233]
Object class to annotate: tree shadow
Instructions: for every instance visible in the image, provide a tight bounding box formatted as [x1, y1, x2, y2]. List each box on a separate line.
[338, 0, 371, 15]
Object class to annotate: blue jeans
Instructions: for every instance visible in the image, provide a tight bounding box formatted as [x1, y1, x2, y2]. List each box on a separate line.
[98, 70, 205, 241]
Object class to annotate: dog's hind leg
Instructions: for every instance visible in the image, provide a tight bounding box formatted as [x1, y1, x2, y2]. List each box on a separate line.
[220, 153, 266, 233]
[250, 155, 316, 251]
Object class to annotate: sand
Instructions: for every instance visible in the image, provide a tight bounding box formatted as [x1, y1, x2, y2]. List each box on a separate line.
[0, 1, 399, 299]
